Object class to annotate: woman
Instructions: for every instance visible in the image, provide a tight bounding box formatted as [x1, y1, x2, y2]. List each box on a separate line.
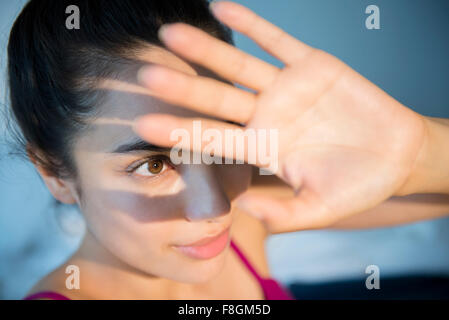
[9, 0, 293, 299]
[10, 0, 449, 300]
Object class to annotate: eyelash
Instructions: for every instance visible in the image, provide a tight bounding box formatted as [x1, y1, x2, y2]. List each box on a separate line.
[126, 155, 174, 180]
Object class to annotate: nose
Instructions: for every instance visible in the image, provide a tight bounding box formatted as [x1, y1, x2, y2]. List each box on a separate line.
[181, 164, 231, 222]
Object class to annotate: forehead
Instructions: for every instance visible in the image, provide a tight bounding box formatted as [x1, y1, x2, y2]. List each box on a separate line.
[76, 46, 220, 152]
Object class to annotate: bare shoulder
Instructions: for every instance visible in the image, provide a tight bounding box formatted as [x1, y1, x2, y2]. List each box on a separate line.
[24, 261, 84, 300]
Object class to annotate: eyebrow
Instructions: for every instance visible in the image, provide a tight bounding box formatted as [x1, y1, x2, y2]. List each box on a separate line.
[225, 120, 245, 127]
[110, 139, 170, 154]
[109, 120, 243, 154]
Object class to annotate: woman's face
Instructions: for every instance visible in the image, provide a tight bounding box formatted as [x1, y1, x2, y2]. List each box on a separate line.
[71, 46, 252, 283]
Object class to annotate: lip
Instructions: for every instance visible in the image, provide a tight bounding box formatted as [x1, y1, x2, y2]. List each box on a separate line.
[173, 226, 231, 260]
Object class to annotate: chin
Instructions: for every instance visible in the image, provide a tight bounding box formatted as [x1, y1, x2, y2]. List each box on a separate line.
[169, 247, 230, 284]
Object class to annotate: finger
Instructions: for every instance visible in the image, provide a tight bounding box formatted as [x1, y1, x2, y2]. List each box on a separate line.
[133, 114, 271, 168]
[137, 64, 257, 124]
[158, 22, 280, 92]
[210, 1, 315, 65]
[235, 188, 335, 233]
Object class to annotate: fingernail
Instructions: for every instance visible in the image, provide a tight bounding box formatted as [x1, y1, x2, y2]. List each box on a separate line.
[132, 114, 158, 136]
[137, 65, 169, 89]
[159, 23, 188, 45]
[209, 0, 219, 10]
[209, 1, 236, 20]
[132, 115, 146, 135]
[209, 1, 224, 18]
[235, 196, 263, 219]
[158, 23, 172, 41]
[133, 114, 178, 139]
[136, 66, 151, 85]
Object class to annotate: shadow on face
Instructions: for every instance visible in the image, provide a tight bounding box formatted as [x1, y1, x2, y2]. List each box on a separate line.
[70, 46, 252, 283]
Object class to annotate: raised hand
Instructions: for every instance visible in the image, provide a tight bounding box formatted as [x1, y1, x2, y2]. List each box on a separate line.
[133, 1, 428, 233]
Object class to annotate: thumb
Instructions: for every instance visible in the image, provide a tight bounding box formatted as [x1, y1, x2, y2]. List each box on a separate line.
[235, 188, 334, 233]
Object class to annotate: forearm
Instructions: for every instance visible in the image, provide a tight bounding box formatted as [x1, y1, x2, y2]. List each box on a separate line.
[250, 171, 449, 230]
[396, 116, 449, 196]
[328, 193, 449, 229]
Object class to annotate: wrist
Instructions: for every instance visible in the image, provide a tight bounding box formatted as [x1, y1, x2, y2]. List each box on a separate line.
[396, 116, 449, 196]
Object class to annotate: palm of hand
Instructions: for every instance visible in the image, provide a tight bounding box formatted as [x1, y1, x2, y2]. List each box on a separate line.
[134, 1, 426, 232]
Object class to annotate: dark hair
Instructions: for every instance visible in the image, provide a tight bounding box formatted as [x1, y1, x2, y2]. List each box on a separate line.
[7, 0, 233, 179]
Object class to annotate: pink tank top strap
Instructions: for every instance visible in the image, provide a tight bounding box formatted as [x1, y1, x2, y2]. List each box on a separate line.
[230, 239, 295, 300]
[23, 291, 70, 300]
[230, 239, 263, 281]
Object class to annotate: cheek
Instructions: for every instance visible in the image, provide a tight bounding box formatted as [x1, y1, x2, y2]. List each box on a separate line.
[98, 188, 189, 222]
[218, 164, 252, 200]
[80, 187, 178, 255]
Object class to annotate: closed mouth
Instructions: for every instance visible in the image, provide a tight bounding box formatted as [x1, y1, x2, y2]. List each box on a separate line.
[178, 226, 231, 247]
[171, 226, 231, 260]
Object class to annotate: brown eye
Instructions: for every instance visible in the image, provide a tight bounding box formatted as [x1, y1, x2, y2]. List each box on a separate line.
[148, 158, 163, 174]
[133, 157, 171, 177]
